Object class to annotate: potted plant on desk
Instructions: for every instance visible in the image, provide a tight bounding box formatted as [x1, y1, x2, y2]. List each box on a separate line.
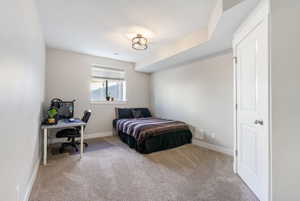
[47, 108, 58, 124]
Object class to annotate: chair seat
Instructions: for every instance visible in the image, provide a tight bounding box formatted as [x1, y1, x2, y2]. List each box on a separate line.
[55, 110, 91, 153]
[56, 128, 80, 138]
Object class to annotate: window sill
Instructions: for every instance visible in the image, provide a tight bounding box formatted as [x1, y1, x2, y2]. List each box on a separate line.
[90, 100, 128, 105]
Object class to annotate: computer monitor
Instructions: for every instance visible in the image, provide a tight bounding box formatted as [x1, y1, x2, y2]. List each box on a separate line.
[57, 101, 74, 119]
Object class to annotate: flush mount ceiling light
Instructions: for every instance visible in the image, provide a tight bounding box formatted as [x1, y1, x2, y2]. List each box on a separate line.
[132, 34, 148, 50]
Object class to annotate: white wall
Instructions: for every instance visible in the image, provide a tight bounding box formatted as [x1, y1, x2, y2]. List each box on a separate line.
[150, 52, 233, 151]
[0, 0, 45, 201]
[270, 1, 300, 200]
[46, 48, 150, 136]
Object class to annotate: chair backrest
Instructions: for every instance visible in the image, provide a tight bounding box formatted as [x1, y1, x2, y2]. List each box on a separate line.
[82, 110, 91, 123]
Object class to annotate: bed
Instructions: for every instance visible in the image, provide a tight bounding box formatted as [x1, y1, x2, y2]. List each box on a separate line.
[113, 108, 192, 154]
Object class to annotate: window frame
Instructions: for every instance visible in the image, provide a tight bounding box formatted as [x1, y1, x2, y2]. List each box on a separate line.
[90, 65, 127, 104]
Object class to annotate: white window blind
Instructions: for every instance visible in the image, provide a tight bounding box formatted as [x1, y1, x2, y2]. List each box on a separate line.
[90, 66, 126, 102]
[91, 66, 125, 81]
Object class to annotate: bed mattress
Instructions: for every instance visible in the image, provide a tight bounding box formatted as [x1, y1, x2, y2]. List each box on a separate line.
[114, 117, 192, 153]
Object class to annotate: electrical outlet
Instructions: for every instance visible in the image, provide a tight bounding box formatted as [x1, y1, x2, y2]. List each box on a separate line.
[189, 125, 196, 133]
[211, 132, 216, 139]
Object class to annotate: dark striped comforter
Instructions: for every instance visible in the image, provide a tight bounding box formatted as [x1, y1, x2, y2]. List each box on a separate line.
[116, 118, 191, 144]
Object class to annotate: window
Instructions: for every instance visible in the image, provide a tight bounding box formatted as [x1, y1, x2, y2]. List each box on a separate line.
[90, 66, 126, 102]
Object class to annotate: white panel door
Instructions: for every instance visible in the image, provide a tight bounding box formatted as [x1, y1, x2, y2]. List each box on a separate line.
[235, 18, 269, 201]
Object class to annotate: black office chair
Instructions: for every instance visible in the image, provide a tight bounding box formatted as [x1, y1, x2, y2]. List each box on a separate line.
[56, 110, 91, 153]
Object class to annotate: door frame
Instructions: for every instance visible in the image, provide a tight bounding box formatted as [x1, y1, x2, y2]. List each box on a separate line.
[232, 0, 271, 200]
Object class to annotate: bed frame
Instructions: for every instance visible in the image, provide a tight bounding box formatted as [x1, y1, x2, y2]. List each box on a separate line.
[118, 130, 192, 154]
[113, 108, 192, 154]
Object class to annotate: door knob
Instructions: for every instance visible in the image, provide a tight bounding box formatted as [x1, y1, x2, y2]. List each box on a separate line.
[254, 120, 264, 125]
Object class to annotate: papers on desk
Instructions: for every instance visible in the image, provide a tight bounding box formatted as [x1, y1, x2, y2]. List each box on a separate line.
[64, 118, 82, 123]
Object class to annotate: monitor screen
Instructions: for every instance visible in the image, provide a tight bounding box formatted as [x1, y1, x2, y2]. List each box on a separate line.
[57, 102, 74, 119]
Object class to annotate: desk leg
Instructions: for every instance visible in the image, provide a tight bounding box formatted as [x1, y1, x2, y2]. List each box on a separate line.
[80, 125, 84, 158]
[43, 128, 47, 166]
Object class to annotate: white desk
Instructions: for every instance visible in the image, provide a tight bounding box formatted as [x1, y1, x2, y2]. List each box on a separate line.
[41, 119, 87, 165]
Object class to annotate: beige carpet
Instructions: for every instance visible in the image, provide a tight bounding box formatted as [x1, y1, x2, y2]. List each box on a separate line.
[30, 137, 258, 201]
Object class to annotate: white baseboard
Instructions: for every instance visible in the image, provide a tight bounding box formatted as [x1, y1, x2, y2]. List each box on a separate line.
[85, 131, 113, 139]
[23, 158, 40, 201]
[192, 138, 233, 156]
